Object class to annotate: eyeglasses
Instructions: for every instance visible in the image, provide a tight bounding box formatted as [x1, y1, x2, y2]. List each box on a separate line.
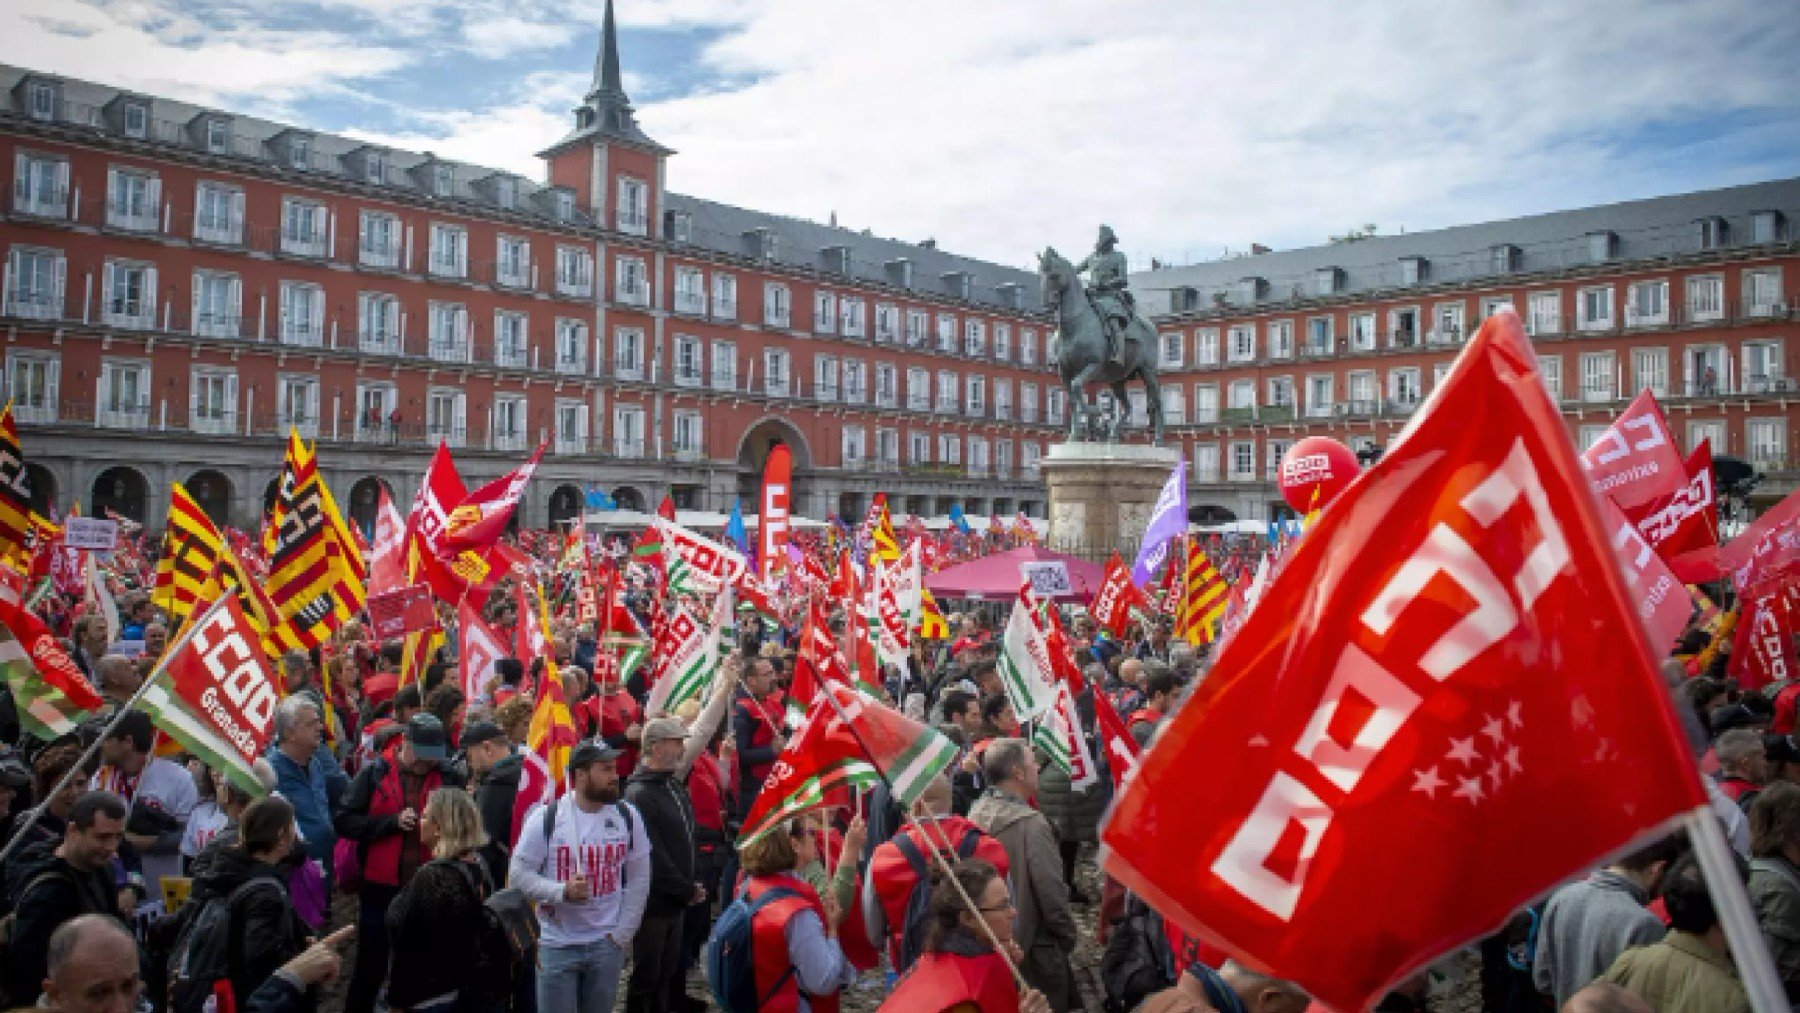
[977, 900, 1015, 913]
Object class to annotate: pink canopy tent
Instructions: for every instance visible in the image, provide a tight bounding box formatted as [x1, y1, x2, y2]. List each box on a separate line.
[924, 545, 1106, 603]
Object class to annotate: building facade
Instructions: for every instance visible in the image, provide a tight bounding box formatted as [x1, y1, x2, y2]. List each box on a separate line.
[0, 5, 1063, 535]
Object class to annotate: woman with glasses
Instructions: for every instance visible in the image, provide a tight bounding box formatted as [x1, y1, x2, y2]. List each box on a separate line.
[880, 858, 1049, 1013]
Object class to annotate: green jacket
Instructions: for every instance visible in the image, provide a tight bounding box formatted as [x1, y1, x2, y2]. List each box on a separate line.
[1749, 855, 1800, 1001]
[1598, 931, 1751, 1013]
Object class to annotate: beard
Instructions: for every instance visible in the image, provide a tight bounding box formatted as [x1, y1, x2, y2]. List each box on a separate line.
[582, 783, 621, 806]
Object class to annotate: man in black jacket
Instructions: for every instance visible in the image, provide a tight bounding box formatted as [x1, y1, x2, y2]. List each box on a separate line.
[3, 791, 127, 1006]
[461, 720, 521, 885]
[623, 717, 703, 1013]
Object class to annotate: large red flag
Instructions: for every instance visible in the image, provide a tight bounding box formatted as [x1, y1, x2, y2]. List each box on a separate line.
[458, 598, 506, 701]
[1100, 309, 1705, 1011]
[1630, 440, 1718, 564]
[1092, 687, 1140, 790]
[1579, 388, 1685, 512]
[443, 441, 547, 552]
[367, 486, 408, 598]
[759, 445, 792, 583]
[1600, 494, 1694, 655]
[1731, 586, 1800, 690]
[1091, 552, 1148, 639]
[406, 444, 475, 600]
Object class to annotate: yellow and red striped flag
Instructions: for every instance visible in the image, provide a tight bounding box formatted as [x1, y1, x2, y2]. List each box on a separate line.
[1175, 539, 1229, 646]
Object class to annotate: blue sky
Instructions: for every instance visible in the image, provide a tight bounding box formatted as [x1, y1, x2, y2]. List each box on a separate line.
[3, 0, 1797, 270]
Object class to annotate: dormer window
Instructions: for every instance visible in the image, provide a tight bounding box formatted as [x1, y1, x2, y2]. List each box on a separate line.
[1399, 257, 1426, 285]
[1696, 217, 1727, 250]
[665, 211, 691, 242]
[366, 152, 385, 184]
[1587, 231, 1616, 262]
[433, 165, 454, 197]
[1237, 277, 1266, 303]
[886, 258, 914, 289]
[205, 119, 229, 154]
[1315, 267, 1342, 295]
[1490, 244, 1520, 274]
[1753, 211, 1786, 245]
[290, 136, 310, 170]
[497, 177, 516, 210]
[555, 191, 574, 222]
[122, 102, 147, 139]
[27, 82, 55, 121]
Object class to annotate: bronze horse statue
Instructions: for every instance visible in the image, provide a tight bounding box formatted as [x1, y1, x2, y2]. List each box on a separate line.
[1038, 246, 1165, 443]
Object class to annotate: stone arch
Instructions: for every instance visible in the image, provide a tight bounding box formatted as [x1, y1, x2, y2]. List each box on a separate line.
[735, 416, 812, 511]
[23, 463, 55, 516]
[837, 491, 864, 522]
[347, 477, 392, 538]
[187, 469, 234, 529]
[263, 479, 281, 517]
[1190, 504, 1238, 525]
[613, 486, 646, 512]
[91, 466, 149, 524]
[547, 484, 583, 528]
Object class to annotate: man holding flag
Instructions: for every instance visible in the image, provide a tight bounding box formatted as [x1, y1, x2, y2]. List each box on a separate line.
[971, 738, 1078, 1011]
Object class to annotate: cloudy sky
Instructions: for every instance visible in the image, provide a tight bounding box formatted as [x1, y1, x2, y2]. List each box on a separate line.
[4, 0, 1797, 270]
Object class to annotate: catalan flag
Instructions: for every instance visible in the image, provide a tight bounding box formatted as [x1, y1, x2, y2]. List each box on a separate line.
[918, 585, 950, 640]
[152, 484, 226, 629]
[0, 406, 31, 563]
[1175, 538, 1229, 646]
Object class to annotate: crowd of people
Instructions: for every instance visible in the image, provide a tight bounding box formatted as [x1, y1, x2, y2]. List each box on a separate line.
[0, 520, 1788, 1013]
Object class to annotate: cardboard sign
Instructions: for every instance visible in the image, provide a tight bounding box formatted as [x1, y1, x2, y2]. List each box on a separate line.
[1021, 560, 1072, 597]
[63, 517, 119, 551]
[367, 584, 441, 640]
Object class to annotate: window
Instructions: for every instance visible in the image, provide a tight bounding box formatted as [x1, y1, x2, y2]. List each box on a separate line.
[674, 335, 703, 386]
[674, 267, 706, 315]
[1228, 379, 1256, 411]
[994, 378, 1012, 420]
[1388, 367, 1422, 408]
[1047, 388, 1065, 425]
[101, 260, 156, 329]
[97, 359, 151, 428]
[1228, 324, 1256, 362]
[814, 354, 838, 401]
[672, 411, 703, 459]
[1626, 280, 1668, 326]
[193, 182, 242, 244]
[875, 363, 897, 407]
[711, 340, 738, 391]
[1265, 439, 1293, 482]
[994, 324, 1011, 361]
[1266, 377, 1294, 413]
[967, 436, 989, 477]
[813, 290, 837, 333]
[432, 164, 454, 197]
[938, 434, 962, 466]
[493, 311, 528, 368]
[7, 351, 59, 424]
[6, 247, 66, 321]
[905, 310, 928, 348]
[1159, 332, 1184, 368]
[276, 374, 320, 439]
[1268, 321, 1294, 359]
[1348, 313, 1376, 352]
[427, 302, 469, 362]
[424, 388, 465, 447]
[27, 82, 55, 121]
[1688, 420, 1727, 454]
[189, 367, 237, 435]
[1194, 443, 1220, 483]
[1697, 218, 1727, 250]
[616, 177, 648, 234]
[1431, 361, 1452, 391]
[936, 315, 957, 353]
[555, 245, 594, 298]
[1745, 269, 1785, 316]
[763, 349, 789, 396]
[359, 211, 400, 269]
[1539, 355, 1563, 402]
[841, 298, 866, 338]
[936, 371, 959, 413]
[1305, 317, 1333, 355]
[874, 304, 898, 343]
[1632, 348, 1669, 398]
[712, 274, 737, 320]
[554, 399, 589, 454]
[555, 191, 575, 221]
[1347, 370, 1377, 411]
[357, 292, 400, 354]
[907, 367, 930, 410]
[1748, 419, 1786, 468]
[1744, 341, 1785, 393]
[878, 429, 901, 469]
[966, 375, 986, 416]
[1527, 291, 1561, 336]
[613, 328, 645, 379]
[205, 119, 229, 154]
[1576, 286, 1614, 331]
[1021, 328, 1038, 365]
[288, 136, 311, 171]
[965, 319, 986, 357]
[106, 168, 160, 231]
[842, 359, 867, 403]
[1160, 386, 1185, 425]
[13, 153, 70, 218]
[614, 256, 648, 306]
[281, 198, 328, 258]
[1388, 307, 1420, 347]
[428, 223, 468, 278]
[1194, 383, 1219, 424]
[556, 319, 590, 375]
[1196, 328, 1220, 366]
[1306, 374, 1334, 417]
[496, 236, 530, 288]
[190, 270, 240, 338]
[491, 395, 528, 452]
[1021, 442, 1042, 475]
[495, 177, 516, 210]
[764, 283, 791, 327]
[1020, 381, 1039, 423]
[909, 431, 930, 465]
[1229, 441, 1256, 481]
[1754, 212, 1786, 245]
[365, 151, 385, 184]
[1580, 351, 1617, 402]
[1480, 296, 1514, 321]
[841, 426, 866, 467]
[1432, 302, 1466, 344]
[1686, 275, 1724, 322]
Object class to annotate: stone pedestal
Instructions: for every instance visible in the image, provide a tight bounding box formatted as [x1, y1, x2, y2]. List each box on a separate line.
[1040, 443, 1182, 553]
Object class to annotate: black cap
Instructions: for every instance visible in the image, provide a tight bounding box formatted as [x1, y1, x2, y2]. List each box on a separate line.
[460, 721, 505, 750]
[567, 741, 623, 773]
[1711, 703, 1765, 737]
[0, 753, 28, 790]
[1767, 734, 1800, 766]
[404, 713, 448, 761]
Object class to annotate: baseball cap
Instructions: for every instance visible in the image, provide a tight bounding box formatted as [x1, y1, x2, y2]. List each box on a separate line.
[641, 717, 689, 745]
[1711, 703, 1766, 737]
[568, 741, 623, 772]
[404, 713, 449, 762]
[460, 721, 505, 750]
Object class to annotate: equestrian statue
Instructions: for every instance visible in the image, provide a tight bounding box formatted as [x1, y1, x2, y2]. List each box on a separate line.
[1040, 225, 1164, 443]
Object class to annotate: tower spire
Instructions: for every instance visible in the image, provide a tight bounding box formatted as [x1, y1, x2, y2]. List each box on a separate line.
[592, 0, 626, 102]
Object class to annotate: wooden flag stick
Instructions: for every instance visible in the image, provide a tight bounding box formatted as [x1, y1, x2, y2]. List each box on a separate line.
[1686, 807, 1787, 1013]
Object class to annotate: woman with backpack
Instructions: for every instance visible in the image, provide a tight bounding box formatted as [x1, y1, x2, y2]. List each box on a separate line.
[384, 787, 493, 1013]
[880, 858, 1050, 1013]
[712, 818, 858, 1012]
[175, 794, 311, 1011]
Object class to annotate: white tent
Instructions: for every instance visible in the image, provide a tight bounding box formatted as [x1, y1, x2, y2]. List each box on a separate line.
[1192, 519, 1267, 535]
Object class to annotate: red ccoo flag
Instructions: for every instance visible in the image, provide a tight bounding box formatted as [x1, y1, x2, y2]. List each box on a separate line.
[1091, 552, 1148, 639]
[759, 445, 793, 583]
[1580, 388, 1685, 512]
[1100, 309, 1705, 1011]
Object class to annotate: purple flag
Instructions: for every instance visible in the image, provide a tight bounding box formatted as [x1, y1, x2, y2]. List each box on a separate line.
[1130, 456, 1187, 588]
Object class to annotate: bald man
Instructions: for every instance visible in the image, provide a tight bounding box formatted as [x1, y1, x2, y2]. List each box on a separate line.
[1562, 982, 1654, 1013]
[40, 915, 141, 1013]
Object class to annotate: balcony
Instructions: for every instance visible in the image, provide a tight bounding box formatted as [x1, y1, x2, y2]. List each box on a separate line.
[908, 395, 932, 411]
[359, 243, 401, 271]
[1740, 297, 1794, 321]
[1340, 399, 1379, 418]
[493, 261, 532, 290]
[190, 410, 237, 436]
[875, 392, 897, 409]
[712, 300, 737, 322]
[106, 200, 158, 233]
[5, 288, 64, 321]
[429, 339, 472, 363]
[12, 181, 68, 219]
[673, 446, 706, 463]
[674, 369, 703, 388]
[814, 385, 839, 404]
[1623, 308, 1670, 329]
[965, 402, 985, 418]
[494, 342, 529, 369]
[102, 299, 156, 331]
[360, 331, 401, 356]
[1194, 466, 1221, 483]
[1390, 329, 1418, 348]
[490, 430, 530, 453]
[674, 293, 707, 316]
[1579, 384, 1621, 404]
[764, 378, 790, 398]
[994, 405, 1011, 421]
[617, 210, 648, 235]
[711, 371, 739, 393]
[1742, 375, 1797, 396]
[613, 438, 645, 458]
[425, 424, 466, 449]
[555, 354, 588, 377]
[1220, 406, 1256, 424]
[1304, 402, 1335, 419]
[1262, 404, 1295, 423]
[1228, 469, 1258, 484]
[1750, 456, 1790, 473]
[192, 312, 243, 340]
[614, 362, 645, 383]
[556, 273, 594, 300]
[1384, 398, 1420, 417]
[280, 232, 328, 259]
[554, 433, 588, 456]
[99, 403, 152, 429]
[1426, 328, 1462, 346]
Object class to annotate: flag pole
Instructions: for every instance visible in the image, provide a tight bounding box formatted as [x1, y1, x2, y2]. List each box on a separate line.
[0, 594, 231, 867]
[1685, 808, 1787, 1012]
[812, 687, 1027, 990]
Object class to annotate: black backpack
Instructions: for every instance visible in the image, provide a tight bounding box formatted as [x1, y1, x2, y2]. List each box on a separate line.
[1100, 893, 1176, 1013]
[893, 828, 984, 968]
[166, 875, 287, 1013]
[443, 860, 538, 1002]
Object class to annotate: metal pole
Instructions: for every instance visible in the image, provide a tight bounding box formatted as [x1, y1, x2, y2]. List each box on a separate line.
[1685, 807, 1788, 1013]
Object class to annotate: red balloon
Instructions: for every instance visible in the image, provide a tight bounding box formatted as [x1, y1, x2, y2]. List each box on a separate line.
[1277, 437, 1360, 512]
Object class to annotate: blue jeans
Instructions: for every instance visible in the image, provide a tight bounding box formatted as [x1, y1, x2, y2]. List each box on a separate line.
[536, 937, 625, 1013]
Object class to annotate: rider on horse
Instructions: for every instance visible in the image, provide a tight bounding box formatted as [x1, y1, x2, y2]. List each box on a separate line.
[1075, 224, 1135, 367]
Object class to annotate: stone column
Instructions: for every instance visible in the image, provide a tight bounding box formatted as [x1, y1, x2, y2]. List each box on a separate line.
[1039, 442, 1182, 556]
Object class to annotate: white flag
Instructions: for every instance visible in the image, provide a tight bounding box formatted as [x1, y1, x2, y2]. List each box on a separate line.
[998, 597, 1056, 722]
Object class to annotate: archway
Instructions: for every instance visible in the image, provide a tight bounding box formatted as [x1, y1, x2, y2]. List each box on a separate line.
[547, 484, 583, 528]
[263, 479, 281, 518]
[735, 416, 812, 514]
[91, 467, 148, 524]
[187, 469, 233, 528]
[613, 486, 646, 512]
[1190, 504, 1238, 525]
[837, 492, 864, 523]
[23, 463, 54, 517]
[348, 477, 391, 538]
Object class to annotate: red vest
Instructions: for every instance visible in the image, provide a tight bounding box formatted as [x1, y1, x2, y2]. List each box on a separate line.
[867, 817, 1011, 963]
[595, 691, 643, 777]
[880, 949, 1020, 1013]
[686, 751, 727, 834]
[1128, 706, 1162, 729]
[745, 875, 840, 1013]
[1719, 775, 1759, 803]
[362, 760, 447, 887]
[737, 694, 780, 784]
[1776, 683, 1800, 735]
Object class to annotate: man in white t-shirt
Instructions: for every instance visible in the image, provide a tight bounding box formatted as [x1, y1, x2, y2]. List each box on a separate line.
[510, 741, 652, 1013]
[89, 710, 197, 898]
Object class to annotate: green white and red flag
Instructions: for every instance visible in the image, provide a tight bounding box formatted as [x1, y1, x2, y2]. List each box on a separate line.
[1033, 681, 1098, 790]
[138, 595, 279, 797]
[655, 518, 748, 597]
[646, 587, 729, 716]
[0, 594, 104, 741]
[739, 682, 957, 846]
[788, 597, 851, 728]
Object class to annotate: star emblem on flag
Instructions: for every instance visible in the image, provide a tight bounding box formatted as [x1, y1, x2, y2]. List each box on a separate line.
[1433, 701, 1525, 806]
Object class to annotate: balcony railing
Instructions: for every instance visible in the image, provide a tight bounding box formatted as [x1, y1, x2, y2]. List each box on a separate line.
[105, 200, 158, 232]
[280, 232, 328, 259]
[673, 446, 706, 462]
[1220, 406, 1255, 424]
[553, 434, 588, 456]
[98, 403, 152, 429]
[613, 438, 645, 458]
[490, 430, 529, 453]
[555, 355, 587, 376]
[190, 410, 237, 436]
[429, 339, 472, 363]
[359, 332, 402, 356]
[494, 342, 529, 369]
[12, 181, 68, 219]
[359, 244, 401, 270]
